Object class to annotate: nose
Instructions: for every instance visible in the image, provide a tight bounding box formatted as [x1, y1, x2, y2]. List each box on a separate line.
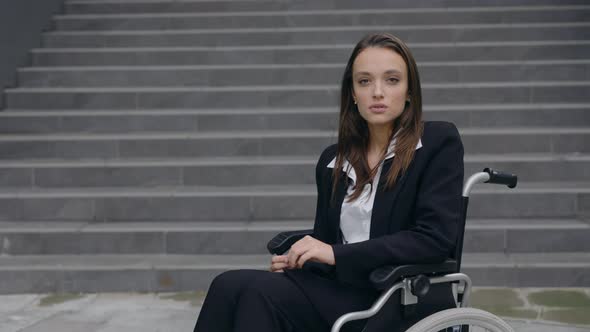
[373, 82, 384, 99]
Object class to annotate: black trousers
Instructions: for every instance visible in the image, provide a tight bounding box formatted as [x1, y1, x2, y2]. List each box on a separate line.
[193, 269, 330, 332]
[193, 269, 456, 332]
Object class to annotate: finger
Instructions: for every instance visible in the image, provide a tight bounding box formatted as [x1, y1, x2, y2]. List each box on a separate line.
[296, 251, 314, 269]
[276, 261, 289, 268]
[273, 269, 284, 273]
[286, 250, 295, 269]
[271, 262, 289, 272]
[271, 255, 288, 264]
[290, 239, 311, 264]
[287, 247, 300, 268]
[290, 248, 307, 269]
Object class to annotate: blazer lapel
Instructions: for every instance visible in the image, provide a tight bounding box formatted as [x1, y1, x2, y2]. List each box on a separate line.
[369, 158, 409, 238]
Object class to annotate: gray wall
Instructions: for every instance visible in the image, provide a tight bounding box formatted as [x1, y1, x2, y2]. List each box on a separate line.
[0, 0, 64, 108]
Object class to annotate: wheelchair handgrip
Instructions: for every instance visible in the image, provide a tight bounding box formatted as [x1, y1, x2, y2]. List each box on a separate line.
[267, 229, 314, 255]
[483, 168, 517, 189]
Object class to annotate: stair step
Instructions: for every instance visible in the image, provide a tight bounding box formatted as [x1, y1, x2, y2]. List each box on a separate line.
[16, 60, 590, 87]
[31, 40, 590, 66]
[62, 0, 590, 14]
[41, 23, 590, 48]
[0, 181, 588, 196]
[1, 252, 589, 293]
[0, 182, 586, 221]
[2, 102, 588, 114]
[0, 128, 587, 159]
[53, 6, 590, 30]
[0, 153, 589, 187]
[0, 103, 588, 133]
[0, 219, 588, 255]
[5, 81, 590, 109]
[0, 152, 589, 164]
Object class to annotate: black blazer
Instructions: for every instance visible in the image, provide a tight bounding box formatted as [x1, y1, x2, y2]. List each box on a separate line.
[283, 121, 464, 329]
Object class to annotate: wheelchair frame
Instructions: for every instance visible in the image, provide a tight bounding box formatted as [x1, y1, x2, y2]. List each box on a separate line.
[267, 168, 518, 332]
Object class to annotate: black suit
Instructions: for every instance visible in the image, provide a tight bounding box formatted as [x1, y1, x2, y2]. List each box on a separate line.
[194, 121, 464, 332]
[284, 120, 464, 330]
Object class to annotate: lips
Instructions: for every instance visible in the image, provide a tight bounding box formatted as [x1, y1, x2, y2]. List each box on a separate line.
[369, 104, 388, 113]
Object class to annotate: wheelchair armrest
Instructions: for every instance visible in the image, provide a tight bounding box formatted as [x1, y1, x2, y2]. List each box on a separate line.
[267, 229, 314, 255]
[370, 259, 457, 290]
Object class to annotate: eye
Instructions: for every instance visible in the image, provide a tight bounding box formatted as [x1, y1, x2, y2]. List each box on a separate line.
[388, 77, 399, 83]
[358, 79, 369, 85]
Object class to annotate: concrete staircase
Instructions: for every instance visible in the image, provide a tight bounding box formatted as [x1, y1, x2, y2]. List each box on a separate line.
[0, 0, 589, 293]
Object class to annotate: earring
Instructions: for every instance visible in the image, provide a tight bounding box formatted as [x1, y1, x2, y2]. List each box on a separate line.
[354, 100, 357, 104]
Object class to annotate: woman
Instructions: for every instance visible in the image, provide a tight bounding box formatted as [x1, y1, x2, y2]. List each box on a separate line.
[193, 32, 464, 332]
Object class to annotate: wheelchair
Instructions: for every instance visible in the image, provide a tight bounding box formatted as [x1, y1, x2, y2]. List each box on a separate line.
[267, 168, 518, 332]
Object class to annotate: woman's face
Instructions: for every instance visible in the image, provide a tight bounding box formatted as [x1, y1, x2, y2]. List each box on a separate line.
[351, 47, 409, 132]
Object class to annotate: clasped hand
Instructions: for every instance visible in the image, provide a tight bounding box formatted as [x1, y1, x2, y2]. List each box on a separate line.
[269, 235, 335, 273]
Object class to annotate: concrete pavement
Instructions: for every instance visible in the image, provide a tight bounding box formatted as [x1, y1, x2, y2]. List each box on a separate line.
[1, 289, 589, 332]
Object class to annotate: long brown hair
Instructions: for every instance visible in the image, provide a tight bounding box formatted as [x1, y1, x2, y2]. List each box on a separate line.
[331, 33, 424, 204]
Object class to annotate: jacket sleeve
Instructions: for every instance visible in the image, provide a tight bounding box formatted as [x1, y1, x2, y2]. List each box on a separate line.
[330, 123, 464, 288]
[300, 145, 339, 278]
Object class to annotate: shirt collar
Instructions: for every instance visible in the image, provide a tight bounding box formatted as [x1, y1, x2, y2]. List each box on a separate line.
[327, 137, 422, 185]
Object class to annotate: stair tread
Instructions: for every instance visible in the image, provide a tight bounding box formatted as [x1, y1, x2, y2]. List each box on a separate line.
[53, 5, 590, 19]
[1, 102, 588, 116]
[0, 152, 589, 167]
[41, 21, 590, 36]
[0, 182, 588, 197]
[0, 127, 588, 141]
[0, 219, 586, 233]
[30, 39, 590, 53]
[6, 81, 590, 92]
[0, 220, 313, 232]
[17, 59, 590, 71]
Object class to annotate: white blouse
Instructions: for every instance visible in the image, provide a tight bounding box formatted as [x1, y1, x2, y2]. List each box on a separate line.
[326, 137, 422, 244]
